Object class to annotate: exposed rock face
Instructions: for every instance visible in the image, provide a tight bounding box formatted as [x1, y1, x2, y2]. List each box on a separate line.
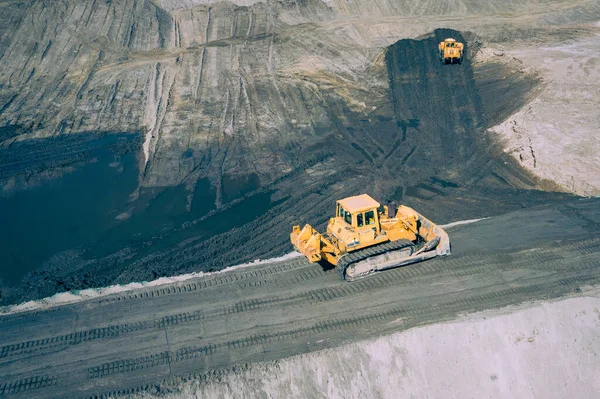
[1, 0, 340, 189]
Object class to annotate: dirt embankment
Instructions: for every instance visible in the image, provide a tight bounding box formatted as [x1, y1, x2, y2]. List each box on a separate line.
[1, 0, 598, 191]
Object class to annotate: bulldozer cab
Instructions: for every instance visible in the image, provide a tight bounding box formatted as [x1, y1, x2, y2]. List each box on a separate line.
[443, 38, 456, 47]
[336, 194, 380, 233]
[439, 38, 464, 65]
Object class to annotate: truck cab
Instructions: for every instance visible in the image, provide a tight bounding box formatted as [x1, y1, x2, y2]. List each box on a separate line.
[336, 194, 380, 231]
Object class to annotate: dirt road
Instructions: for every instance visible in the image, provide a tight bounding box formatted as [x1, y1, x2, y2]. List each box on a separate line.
[1, 197, 598, 398]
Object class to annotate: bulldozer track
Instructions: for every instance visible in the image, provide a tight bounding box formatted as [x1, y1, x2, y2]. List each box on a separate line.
[0, 258, 323, 328]
[87, 352, 171, 379]
[8, 265, 596, 397]
[0, 320, 154, 359]
[1, 253, 599, 397]
[0, 256, 495, 359]
[3, 238, 599, 362]
[83, 365, 254, 399]
[1, 297, 288, 360]
[0, 307, 63, 325]
[558, 204, 600, 232]
[335, 239, 415, 280]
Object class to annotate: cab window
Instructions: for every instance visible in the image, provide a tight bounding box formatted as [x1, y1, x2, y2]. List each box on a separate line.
[365, 210, 375, 225]
[338, 206, 344, 218]
[344, 210, 352, 225]
[357, 213, 364, 227]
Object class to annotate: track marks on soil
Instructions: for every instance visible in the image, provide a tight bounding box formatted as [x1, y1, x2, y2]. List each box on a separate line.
[559, 204, 600, 232]
[86, 270, 600, 381]
[96, 257, 310, 304]
[0, 266, 327, 360]
[0, 375, 58, 396]
[85, 309, 423, 379]
[4, 238, 600, 361]
[0, 320, 153, 359]
[88, 352, 170, 379]
[0, 133, 138, 183]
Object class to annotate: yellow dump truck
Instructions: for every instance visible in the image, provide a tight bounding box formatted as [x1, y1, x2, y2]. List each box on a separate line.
[290, 194, 450, 281]
[438, 38, 464, 64]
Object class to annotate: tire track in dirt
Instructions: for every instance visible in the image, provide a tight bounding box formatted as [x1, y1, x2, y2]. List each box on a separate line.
[84, 269, 600, 381]
[6, 267, 596, 397]
[3, 238, 599, 361]
[94, 257, 311, 304]
[0, 375, 58, 396]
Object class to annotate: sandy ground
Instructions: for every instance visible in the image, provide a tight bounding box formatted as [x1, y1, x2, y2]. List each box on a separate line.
[488, 33, 600, 196]
[134, 289, 600, 399]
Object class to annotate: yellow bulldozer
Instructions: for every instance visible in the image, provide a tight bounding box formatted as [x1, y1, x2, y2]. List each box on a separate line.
[438, 38, 464, 64]
[290, 194, 450, 281]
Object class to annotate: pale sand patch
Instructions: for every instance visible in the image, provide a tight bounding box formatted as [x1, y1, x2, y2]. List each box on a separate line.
[490, 33, 600, 196]
[115, 210, 132, 220]
[439, 217, 488, 229]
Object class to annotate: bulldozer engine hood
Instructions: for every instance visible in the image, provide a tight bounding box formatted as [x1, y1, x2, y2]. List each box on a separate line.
[329, 218, 359, 248]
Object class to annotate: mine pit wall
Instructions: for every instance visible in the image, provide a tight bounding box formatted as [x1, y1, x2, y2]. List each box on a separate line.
[1, 0, 598, 193]
[1, 0, 597, 304]
[1, 0, 597, 190]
